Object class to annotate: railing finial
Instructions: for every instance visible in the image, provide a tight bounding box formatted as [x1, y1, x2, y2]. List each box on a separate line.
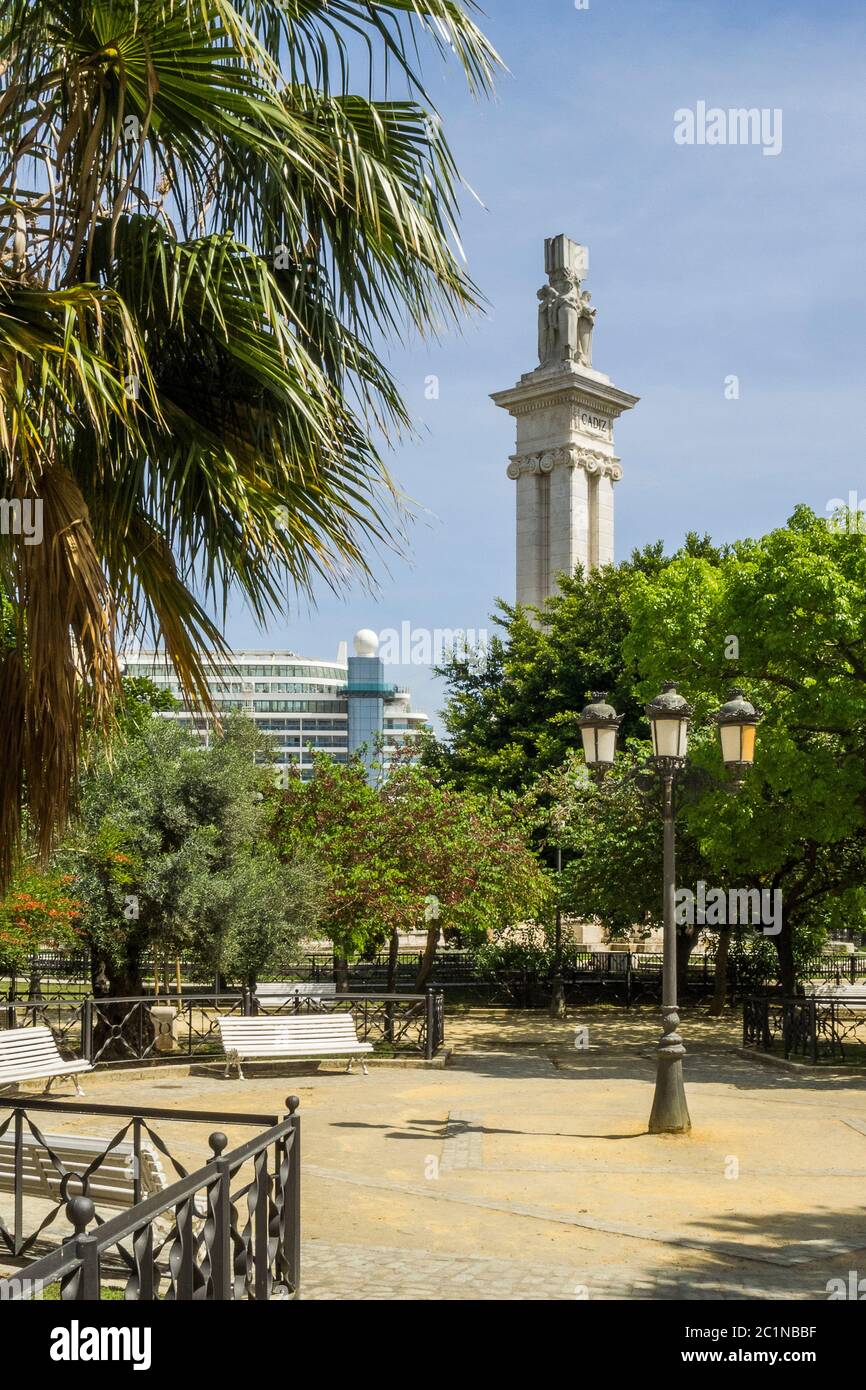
[208, 1131, 228, 1159]
[286, 1096, 300, 1114]
[66, 1194, 95, 1235]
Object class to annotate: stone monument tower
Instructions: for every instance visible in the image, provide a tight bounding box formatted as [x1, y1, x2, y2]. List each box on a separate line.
[491, 235, 639, 610]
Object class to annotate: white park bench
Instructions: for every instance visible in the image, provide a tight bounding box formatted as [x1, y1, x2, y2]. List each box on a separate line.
[0, 1130, 167, 1210]
[218, 1014, 373, 1080]
[813, 983, 866, 1000]
[0, 1027, 93, 1096]
[255, 982, 337, 1008]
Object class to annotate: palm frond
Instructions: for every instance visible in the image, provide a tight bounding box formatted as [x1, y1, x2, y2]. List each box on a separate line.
[0, 0, 500, 887]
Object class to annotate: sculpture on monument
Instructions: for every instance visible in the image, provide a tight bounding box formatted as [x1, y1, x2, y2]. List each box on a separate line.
[577, 290, 596, 367]
[537, 234, 594, 368]
[536, 283, 557, 364]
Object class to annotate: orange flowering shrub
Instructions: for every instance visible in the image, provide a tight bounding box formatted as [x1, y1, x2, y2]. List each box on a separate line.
[0, 870, 82, 971]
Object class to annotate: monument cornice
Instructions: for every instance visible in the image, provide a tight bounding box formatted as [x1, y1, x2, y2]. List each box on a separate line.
[490, 366, 640, 420]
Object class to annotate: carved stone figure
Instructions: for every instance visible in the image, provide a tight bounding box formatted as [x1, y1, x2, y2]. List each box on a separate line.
[553, 272, 580, 362]
[537, 284, 557, 365]
[537, 272, 583, 366]
[577, 290, 596, 367]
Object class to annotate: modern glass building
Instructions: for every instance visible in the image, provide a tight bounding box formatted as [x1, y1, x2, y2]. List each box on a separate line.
[122, 630, 429, 784]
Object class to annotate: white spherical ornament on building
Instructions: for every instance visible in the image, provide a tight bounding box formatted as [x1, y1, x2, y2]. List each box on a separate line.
[353, 628, 380, 657]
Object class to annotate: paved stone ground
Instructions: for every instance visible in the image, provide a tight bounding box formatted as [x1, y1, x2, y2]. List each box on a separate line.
[297, 1242, 825, 1301]
[4, 1005, 866, 1300]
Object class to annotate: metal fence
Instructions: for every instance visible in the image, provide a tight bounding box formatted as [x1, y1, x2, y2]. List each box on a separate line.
[743, 994, 866, 1064]
[1, 953, 92, 1000]
[446, 953, 866, 1009]
[0, 1096, 300, 1299]
[0, 988, 445, 1063]
[5, 948, 866, 1013]
[290, 949, 866, 1002]
[1, 950, 456, 998]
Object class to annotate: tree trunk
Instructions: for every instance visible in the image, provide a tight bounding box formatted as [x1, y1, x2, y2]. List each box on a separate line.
[709, 928, 731, 1015]
[386, 928, 400, 996]
[548, 976, 567, 1018]
[414, 922, 440, 992]
[333, 952, 350, 994]
[90, 949, 152, 1061]
[773, 923, 798, 996]
[383, 929, 402, 1044]
[548, 904, 566, 1018]
[675, 923, 700, 1000]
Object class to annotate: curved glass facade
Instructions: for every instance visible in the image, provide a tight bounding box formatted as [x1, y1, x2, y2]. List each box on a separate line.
[122, 648, 428, 782]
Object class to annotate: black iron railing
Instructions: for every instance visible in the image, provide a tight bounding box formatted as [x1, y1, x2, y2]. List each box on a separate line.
[5, 948, 866, 1004]
[743, 994, 866, 1064]
[0, 1097, 301, 1299]
[1, 992, 246, 1065]
[6, 948, 866, 1018]
[0, 1096, 293, 1259]
[429, 952, 866, 1009]
[1, 988, 445, 1063]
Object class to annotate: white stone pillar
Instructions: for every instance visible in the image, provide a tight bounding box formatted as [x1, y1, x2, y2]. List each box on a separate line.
[586, 467, 600, 570]
[548, 452, 589, 583]
[513, 463, 547, 609]
[593, 467, 618, 568]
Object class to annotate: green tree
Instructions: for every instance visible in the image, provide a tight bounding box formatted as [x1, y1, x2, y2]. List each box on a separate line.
[62, 716, 319, 1006]
[425, 538, 736, 997]
[272, 753, 550, 990]
[272, 753, 396, 988]
[174, 826, 320, 991]
[0, 0, 502, 887]
[426, 538, 722, 794]
[533, 749, 727, 1000]
[623, 506, 866, 994]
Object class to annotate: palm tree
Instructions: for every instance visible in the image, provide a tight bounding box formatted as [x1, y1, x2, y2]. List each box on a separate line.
[0, 0, 501, 886]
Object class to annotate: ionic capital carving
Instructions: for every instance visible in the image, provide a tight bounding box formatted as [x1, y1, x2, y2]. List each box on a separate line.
[506, 447, 622, 481]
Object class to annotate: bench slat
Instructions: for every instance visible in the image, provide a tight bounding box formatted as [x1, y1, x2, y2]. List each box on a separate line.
[0, 1060, 93, 1078]
[220, 1025, 362, 1037]
[223, 1045, 372, 1050]
[222, 1023, 364, 1034]
[221, 1020, 360, 1030]
[0, 1044, 69, 1060]
[0, 1050, 87, 1065]
[0, 1033, 65, 1046]
[219, 1024, 361, 1031]
[0, 1027, 62, 1045]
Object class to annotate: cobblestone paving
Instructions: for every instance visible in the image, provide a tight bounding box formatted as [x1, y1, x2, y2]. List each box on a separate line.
[299, 1241, 833, 1301]
[439, 1111, 484, 1172]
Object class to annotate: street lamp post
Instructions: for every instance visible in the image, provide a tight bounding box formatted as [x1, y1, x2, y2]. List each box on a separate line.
[577, 684, 761, 1135]
[644, 682, 693, 1133]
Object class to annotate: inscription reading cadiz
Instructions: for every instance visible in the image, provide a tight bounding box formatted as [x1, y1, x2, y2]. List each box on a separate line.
[579, 410, 610, 435]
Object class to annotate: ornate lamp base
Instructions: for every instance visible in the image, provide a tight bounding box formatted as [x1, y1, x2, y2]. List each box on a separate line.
[648, 1006, 692, 1134]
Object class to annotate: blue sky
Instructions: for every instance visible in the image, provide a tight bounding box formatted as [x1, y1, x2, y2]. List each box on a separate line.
[223, 0, 866, 729]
